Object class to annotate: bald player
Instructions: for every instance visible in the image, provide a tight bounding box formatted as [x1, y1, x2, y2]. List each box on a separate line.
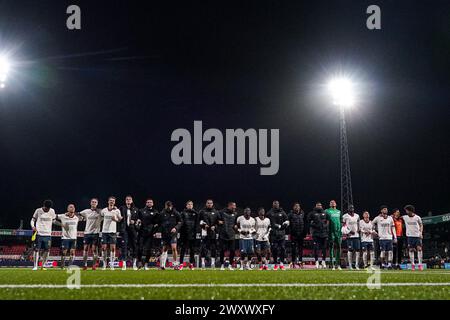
[56, 204, 80, 269]
[79, 198, 102, 270]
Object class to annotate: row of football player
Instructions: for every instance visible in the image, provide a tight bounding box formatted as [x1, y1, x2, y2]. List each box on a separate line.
[30, 197, 423, 270]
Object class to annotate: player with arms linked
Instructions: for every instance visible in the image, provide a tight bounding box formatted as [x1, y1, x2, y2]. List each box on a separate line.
[100, 197, 122, 270]
[159, 201, 182, 270]
[30, 200, 56, 270]
[326, 200, 342, 270]
[199, 199, 219, 269]
[403, 205, 424, 271]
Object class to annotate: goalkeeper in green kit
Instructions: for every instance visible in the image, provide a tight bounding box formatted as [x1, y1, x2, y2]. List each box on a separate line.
[326, 200, 342, 270]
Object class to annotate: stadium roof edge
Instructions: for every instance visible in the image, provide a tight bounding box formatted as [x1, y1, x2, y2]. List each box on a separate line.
[422, 213, 450, 225]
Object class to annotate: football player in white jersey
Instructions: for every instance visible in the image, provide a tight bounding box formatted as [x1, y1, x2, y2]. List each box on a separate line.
[236, 208, 256, 270]
[254, 208, 271, 270]
[79, 198, 102, 270]
[55, 204, 80, 269]
[100, 197, 122, 270]
[30, 200, 57, 270]
[372, 206, 397, 269]
[403, 205, 424, 271]
[342, 205, 361, 270]
[359, 211, 376, 269]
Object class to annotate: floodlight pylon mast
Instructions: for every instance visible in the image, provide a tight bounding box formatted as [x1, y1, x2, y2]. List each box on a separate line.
[340, 105, 353, 214]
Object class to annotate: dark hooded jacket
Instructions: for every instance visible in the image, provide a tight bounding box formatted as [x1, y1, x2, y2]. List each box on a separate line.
[307, 207, 329, 238]
[137, 206, 160, 237]
[218, 208, 237, 241]
[288, 209, 306, 238]
[180, 208, 200, 240]
[159, 208, 182, 238]
[118, 205, 139, 234]
[199, 207, 220, 240]
[267, 207, 288, 241]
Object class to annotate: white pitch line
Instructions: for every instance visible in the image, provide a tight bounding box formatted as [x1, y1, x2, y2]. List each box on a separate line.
[0, 282, 449, 289]
[340, 271, 450, 275]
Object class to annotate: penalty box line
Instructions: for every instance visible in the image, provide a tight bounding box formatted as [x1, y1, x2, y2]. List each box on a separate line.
[0, 283, 450, 289]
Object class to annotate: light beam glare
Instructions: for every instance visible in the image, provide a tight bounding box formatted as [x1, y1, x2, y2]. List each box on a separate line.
[328, 77, 355, 108]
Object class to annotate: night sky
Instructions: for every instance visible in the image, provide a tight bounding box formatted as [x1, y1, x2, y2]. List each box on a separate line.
[0, 0, 449, 227]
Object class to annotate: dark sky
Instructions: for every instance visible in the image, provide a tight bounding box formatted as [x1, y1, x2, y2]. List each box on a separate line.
[0, 0, 449, 227]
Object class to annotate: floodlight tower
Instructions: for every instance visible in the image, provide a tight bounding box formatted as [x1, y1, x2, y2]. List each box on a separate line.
[328, 78, 354, 213]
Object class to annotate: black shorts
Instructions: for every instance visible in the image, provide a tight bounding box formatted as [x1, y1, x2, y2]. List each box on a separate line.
[239, 239, 254, 255]
[162, 234, 178, 246]
[255, 240, 270, 251]
[347, 238, 361, 251]
[379, 239, 393, 251]
[407, 237, 422, 248]
[313, 236, 327, 248]
[36, 236, 52, 250]
[101, 233, 117, 245]
[61, 239, 77, 250]
[83, 233, 99, 246]
[361, 241, 374, 251]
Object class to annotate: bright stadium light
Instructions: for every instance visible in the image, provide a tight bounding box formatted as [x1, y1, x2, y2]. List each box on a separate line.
[326, 75, 356, 214]
[0, 55, 11, 89]
[328, 77, 355, 108]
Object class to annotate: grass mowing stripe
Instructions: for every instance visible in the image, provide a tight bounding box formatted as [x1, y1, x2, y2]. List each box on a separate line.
[1, 282, 450, 288]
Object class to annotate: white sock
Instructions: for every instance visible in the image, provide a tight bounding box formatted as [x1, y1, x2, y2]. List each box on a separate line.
[409, 251, 415, 265]
[160, 251, 168, 268]
[107, 251, 111, 267]
[83, 250, 88, 266]
[110, 250, 115, 267]
[201, 257, 205, 266]
[347, 251, 352, 266]
[355, 252, 360, 267]
[370, 252, 375, 266]
[363, 251, 368, 266]
[388, 251, 393, 263]
[418, 251, 423, 264]
[380, 251, 385, 264]
[34, 251, 39, 268]
[164, 251, 169, 267]
[159, 254, 164, 268]
[69, 254, 75, 266]
[211, 258, 215, 266]
[133, 258, 137, 268]
[42, 251, 48, 266]
[102, 250, 107, 267]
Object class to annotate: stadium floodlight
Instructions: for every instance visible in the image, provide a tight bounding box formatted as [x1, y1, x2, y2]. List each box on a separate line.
[327, 75, 355, 213]
[0, 55, 11, 89]
[328, 77, 355, 108]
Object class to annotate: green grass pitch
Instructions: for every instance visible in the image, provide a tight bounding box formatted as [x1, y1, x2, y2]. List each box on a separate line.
[0, 268, 449, 300]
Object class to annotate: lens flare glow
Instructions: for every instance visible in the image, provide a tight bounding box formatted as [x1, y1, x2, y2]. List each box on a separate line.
[328, 77, 355, 107]
[0, 56, 10, 89]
